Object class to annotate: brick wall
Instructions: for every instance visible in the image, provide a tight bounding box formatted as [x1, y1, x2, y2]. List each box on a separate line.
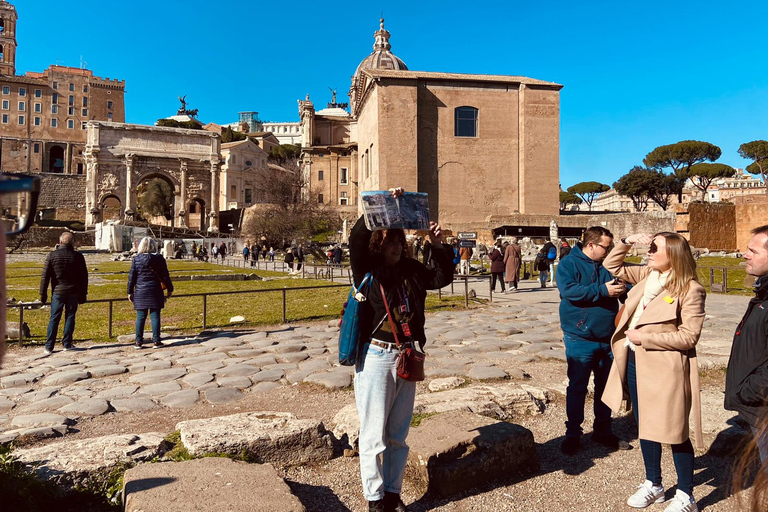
[735, 201, 768, 253]
[688, 203, 736, 251]
[39, 174, 86, 221]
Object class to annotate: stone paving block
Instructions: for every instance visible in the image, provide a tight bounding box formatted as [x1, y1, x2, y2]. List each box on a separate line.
[111, 398, 160, 413]
[128, 368, 187, 385]
[467, 366, 509, 381]
[128, 360, 173, 373]
[265, 343, 307, 354]
[204, 387, 243, 404]
[16, 395, 74, 413]
[298, 358, 331, 372]
[428, 377, 466, 392]
[38, 357, 80, 369]
[303, 370, 351, 389]
[263, 363, 298, 371]
[405, 411, 537, 497]
[0, 396, 15, 412]
[188, 361, 226, 373]
[227, 349, 265, 358]
[161, 389, 200, 409]
[285, 369, 314, 385]
[247, 354, 278, 366]
[11, 413, 74, 428]
[42, 370, 91, 386]
[9, 424, 69, 442]
[123, 458, 306, 512]
[82, 358, 119, 367]
[141, 382, 183, 397]
[250, 382, 280, 393]
[183, 373, 215, 387]
[0, 386, 31, 396]
[176, 411, 333, 466]
[175, 352, 224, 366]
[58, 398, 110, 417]
[18, 387, 60, 403]
[250, 369, 285, 383]
[214, 364, 260, 377]
[201, 338, 244, 348]
[1, 371, 44, 388]
[217, 376, 253, 389]
[95, 385, 139, 399]
[89, 365, 128, 378]
[276, 352, 309, 364]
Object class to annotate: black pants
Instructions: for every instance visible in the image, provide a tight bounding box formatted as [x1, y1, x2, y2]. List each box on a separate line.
[491, 272, 505, 292]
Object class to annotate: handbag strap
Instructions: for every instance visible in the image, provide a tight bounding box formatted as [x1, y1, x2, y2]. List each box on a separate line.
[379, 283, 402, 348]
[147, 258, 164, 287]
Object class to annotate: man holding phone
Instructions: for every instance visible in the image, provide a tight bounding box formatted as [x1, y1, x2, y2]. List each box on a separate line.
[556, 226, 631, 455]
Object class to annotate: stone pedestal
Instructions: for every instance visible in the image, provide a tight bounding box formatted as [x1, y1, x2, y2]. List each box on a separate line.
[405, 411, 538, 498]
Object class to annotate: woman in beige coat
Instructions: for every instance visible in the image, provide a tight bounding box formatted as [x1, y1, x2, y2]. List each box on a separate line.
[602, 232, 705, 512]
[503, 238, 522, 292]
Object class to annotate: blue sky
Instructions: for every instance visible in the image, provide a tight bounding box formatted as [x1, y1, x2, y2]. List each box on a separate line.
[15, 0, 768, 188]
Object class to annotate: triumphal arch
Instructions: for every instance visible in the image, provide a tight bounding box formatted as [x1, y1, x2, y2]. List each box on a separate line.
[83, 121, 222, 230]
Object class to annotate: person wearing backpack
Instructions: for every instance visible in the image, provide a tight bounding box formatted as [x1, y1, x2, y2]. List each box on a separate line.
[350, 187, 454, 512]
[543, 238, 558, 286]
[535, 248, 550, 288]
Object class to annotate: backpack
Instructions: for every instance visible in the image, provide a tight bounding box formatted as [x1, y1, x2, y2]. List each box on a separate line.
[338, 273, 373, 366]
[547, 246, 557, 260]
[452, 247, 460, 265]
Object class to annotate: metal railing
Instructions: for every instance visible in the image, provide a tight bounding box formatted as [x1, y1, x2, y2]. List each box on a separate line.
[212, 257, 353, 283]
[6, 275, 479, 346]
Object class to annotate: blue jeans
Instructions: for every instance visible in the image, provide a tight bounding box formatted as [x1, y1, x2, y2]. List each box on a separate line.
[354, 342, 417, 501]
[539, 270, 549, 286]
[45, 294, 79, 351]
[563, 334, 613, 438]
[627, 351, 694, 495]
[135, 308, 161, 344]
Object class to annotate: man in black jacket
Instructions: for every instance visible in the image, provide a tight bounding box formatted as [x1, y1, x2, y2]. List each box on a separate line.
[40, 232, 88, 354]
[726, 224, 768, 462]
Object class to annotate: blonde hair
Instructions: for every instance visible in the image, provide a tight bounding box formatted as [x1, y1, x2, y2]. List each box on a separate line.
[137, 237, 156, 254]
[655, 232, 698, 297]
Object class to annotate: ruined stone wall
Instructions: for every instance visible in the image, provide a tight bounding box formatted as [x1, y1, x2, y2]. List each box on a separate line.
[39, 174, 86, 221]
[447, 211, 675, 246]
[688, 203, 736, 251]
[735, 201, 768, 252]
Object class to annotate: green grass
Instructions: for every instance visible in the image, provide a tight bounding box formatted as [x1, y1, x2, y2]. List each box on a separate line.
[625, 255, 751, 296]
[7, 260, 467, 345]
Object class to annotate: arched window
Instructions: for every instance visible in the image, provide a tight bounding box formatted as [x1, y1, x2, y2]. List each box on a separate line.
[455, 106, 478, 137]
[0, 19, 5, 33]
[0, 44, 4, 61]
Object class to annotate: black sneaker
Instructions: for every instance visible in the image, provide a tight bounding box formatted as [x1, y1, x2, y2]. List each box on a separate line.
[134, 342, 143, 349]
[152, 341, 163, 349]
[593, 432, 632, 451]
[560, 436, 580, 455]
[368, 500, 385, 512]
[384, 492, 409, 512]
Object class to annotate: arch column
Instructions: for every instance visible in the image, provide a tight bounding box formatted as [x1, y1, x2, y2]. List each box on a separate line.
[124, 155, 136, 220]
[208, 160, 220, 232]
[178, 159, 188, 227]
[84, 151, 100, 226]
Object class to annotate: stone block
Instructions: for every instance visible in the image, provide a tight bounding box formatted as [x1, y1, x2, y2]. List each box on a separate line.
[123, 458, 305, 512]
[406, 411, 537, 498]
[176, 411, 333, 466]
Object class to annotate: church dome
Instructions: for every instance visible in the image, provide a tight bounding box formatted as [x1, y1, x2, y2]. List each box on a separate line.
[354, 19, 408, 76]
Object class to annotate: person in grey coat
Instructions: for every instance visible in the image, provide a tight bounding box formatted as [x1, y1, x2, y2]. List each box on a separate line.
[128, 237, 173, 349]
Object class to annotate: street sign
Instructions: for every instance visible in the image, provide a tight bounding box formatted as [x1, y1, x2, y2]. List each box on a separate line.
[457, 232, 477, 240]
[459, 240, 476, 248]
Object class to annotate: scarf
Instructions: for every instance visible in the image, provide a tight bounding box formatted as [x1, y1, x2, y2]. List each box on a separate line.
[624, 269, 670, 351]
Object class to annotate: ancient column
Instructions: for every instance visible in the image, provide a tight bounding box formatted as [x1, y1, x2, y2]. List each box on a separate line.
[124, 155, 136, 220]
[208, 160, 220, 232]
[178, 159, 188, 227]
[84, 152, 100, 226]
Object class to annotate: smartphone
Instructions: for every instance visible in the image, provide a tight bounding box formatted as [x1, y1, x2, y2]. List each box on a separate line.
[612, 278, 623, 285]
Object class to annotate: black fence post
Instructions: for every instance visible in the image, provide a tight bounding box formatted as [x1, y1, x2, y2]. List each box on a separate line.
[108, 301, 113, 338]
[282, 289, 287, 323]
[202, 295, 207, 329]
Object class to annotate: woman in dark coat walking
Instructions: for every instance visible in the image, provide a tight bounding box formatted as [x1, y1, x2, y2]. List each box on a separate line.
[128, 237, 173, 349]
[488, 241, 506, 293]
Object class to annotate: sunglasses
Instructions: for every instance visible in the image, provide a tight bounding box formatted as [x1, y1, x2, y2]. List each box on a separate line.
[648, 241, 658, 254]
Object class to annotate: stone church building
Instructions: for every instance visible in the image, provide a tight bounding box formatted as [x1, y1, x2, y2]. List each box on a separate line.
[300, 19, 562, 235]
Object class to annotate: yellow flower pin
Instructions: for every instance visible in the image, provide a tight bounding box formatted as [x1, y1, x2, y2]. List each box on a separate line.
[664, 295, 674, 304]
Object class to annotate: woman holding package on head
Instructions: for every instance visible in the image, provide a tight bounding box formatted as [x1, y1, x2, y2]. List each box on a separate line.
[128, 237, 174, 349]
[350, 188, 454, 512]
[601, 232, 705, 512]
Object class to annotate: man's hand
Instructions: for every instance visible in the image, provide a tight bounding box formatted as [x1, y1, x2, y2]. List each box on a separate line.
[428, 221, 443, 245]
[605, 280, 627, 297]
[128, 294, 134, 303]
[166, 291, 173, 299]
[388, 187, 404, 198]
[40, 295, 47, 304]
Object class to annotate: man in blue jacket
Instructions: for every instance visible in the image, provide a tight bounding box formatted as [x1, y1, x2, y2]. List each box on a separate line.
[557, 226, 630, 455]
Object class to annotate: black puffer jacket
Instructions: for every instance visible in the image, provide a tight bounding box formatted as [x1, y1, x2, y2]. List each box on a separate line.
[127, 253, 173, 310]
[349, 216, 454, 349]
[39, 245, 88, 302]
[725, 276, 768, 427]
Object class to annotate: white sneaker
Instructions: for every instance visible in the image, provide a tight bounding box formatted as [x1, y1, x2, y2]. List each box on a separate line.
[663, 490, 697, 512]
[43, 348, 53, 356]
[627, 480, 665, 508]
